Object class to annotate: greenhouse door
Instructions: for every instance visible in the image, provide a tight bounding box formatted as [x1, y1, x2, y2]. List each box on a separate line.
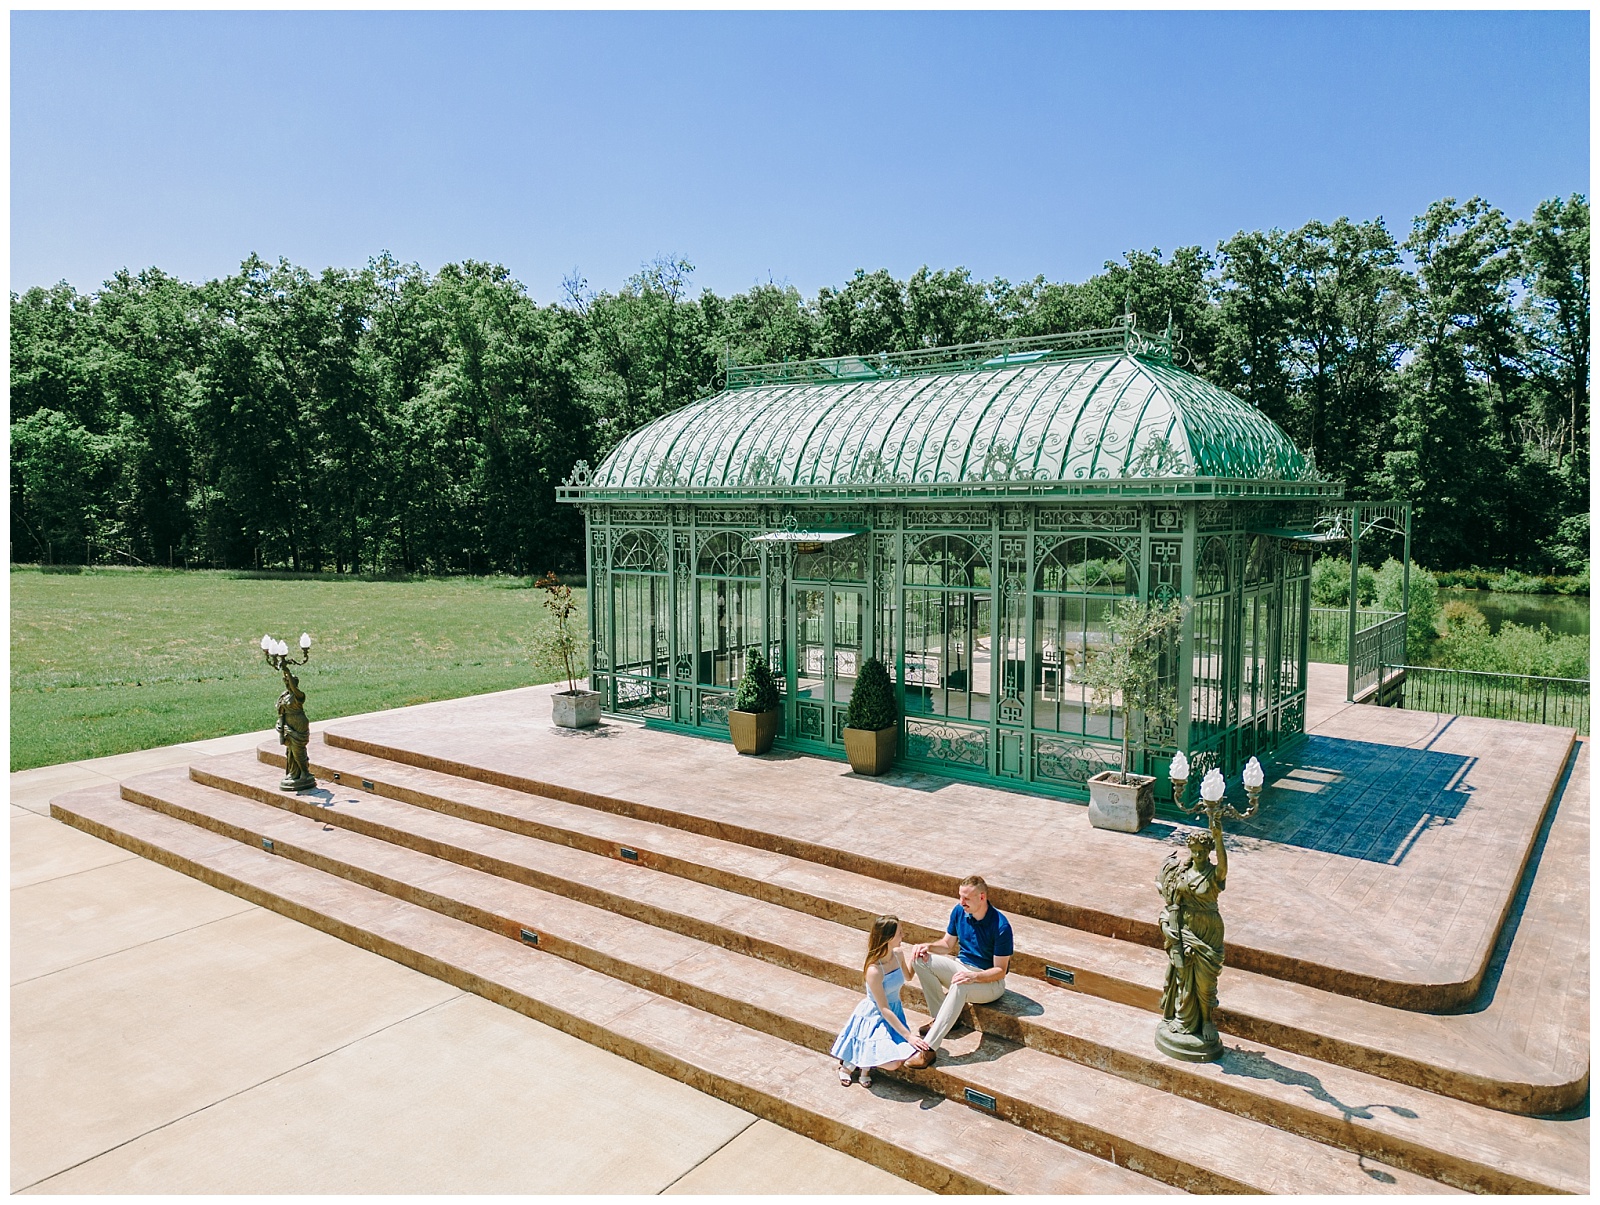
[790, 586, 865, 751]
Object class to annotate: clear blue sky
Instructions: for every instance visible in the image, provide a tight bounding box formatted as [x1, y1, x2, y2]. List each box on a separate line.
[11, 10, 1590, 302]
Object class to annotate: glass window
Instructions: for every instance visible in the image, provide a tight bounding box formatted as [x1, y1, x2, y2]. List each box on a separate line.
[696, 532, 761, 687]
[903, 535, 992, 722]
[1032, 537, 1136, 738]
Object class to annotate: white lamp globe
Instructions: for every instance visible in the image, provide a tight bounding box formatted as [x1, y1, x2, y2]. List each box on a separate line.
[1243, 757, 1264, 789]
[276, 640, 289, 657]
[1169, 751, 1190, 781]
[299, 633, 312, 650]
[1200, 767, 1226, 803]
[260, 635, 272, 651]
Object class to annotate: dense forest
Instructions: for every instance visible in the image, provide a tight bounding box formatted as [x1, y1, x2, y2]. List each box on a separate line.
[10, 194, 1588, 577]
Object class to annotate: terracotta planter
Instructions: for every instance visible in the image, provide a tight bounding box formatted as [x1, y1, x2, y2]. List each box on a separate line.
[843, 725, 897, 776]
[551, 689, 602, 729]
[1086, 771, 1156, 832]
[728, 707, 779, 755]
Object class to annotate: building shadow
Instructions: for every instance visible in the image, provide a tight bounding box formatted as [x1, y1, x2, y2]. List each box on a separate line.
[1219, 735, 1476, 864]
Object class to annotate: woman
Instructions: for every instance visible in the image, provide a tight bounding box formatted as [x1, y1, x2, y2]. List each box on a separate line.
[830, 915, 932, 1087]
[1156, 808, 1226, 1057]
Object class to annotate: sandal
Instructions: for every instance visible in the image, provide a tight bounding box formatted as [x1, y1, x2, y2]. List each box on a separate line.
[859, 1066, 874, 1088]
[838, 1062, 855, 1086]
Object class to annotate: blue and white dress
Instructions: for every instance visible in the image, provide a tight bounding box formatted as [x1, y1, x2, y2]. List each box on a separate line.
[830, 960, 917, 1068]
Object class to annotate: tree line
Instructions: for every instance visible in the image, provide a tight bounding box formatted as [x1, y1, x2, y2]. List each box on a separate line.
[10, 194, 1587, 576]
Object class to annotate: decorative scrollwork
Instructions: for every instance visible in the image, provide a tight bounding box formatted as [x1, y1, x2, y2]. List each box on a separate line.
[562, 459, 593, 488]
[1129, 433, 1190, 478]
[905, 718, 989, 769]
[1032, 735, 1120, 787]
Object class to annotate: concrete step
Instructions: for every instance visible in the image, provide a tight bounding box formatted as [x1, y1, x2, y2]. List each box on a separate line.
[50, 784, 1168, 1197]
[91, 769, 1449, 1195]
[269, 736, 1582, 1116]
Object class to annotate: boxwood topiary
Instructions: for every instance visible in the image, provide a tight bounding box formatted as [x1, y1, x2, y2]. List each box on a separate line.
[733, 649, 781, 713]
[845, 656, 898, 731]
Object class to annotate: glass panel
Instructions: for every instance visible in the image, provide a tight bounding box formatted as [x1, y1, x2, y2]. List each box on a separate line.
[698, 578, 760, 687]
[612, 572, 669, 680]
[904, 588, 992, 722]
[906, 535, 991, 589]
[697, 531, 760, 578]
[1190, 593, 1228, 739]
[1031, 538, 1136, 739]
[832, 590, 863, 704]
[795, 588, 826, 701]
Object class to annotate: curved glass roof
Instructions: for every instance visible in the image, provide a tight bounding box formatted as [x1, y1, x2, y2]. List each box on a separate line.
[585, 348, 1314, 494]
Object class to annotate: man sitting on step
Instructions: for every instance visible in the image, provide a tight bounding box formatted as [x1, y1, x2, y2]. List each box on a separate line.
[906, 874, 1012, 1067]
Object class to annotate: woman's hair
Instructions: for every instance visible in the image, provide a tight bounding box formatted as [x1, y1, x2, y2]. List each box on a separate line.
[862, 915, 899, 974]
[1186, 829, 1215, 852]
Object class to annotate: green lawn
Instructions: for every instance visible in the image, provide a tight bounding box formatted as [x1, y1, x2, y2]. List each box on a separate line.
[10, 567, 583, 771]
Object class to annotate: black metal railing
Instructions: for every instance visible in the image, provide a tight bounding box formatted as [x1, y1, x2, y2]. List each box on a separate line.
[1386, 665, 1590, 735]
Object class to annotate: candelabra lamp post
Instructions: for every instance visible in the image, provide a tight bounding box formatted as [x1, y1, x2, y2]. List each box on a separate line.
[262, 632, 315, 791]
[1153, 752, 1265, 1061]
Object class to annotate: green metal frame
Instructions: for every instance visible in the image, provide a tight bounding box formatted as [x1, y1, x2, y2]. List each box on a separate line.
[569, 327, 1349, 801]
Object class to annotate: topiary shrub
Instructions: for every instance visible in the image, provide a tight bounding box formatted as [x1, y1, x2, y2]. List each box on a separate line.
[733, 649, 781, 713]
[845, 656, 898, 731]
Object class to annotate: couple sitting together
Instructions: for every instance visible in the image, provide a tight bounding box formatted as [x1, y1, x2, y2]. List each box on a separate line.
[830, 874, 1012, 1086]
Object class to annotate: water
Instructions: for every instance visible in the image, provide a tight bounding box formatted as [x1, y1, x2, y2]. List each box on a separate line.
[1444, 591, 1591, 637]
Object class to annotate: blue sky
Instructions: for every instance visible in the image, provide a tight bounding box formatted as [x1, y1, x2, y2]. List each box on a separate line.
[11, 10, 1590, 302]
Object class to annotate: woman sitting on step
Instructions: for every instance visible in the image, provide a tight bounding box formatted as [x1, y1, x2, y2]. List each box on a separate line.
[830, 915, 932, 1087]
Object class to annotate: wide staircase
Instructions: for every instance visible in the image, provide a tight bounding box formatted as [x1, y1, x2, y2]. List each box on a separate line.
[52, 731, 1587, 1195]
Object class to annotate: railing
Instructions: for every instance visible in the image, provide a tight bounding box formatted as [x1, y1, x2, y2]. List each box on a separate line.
[725, 324, 1176, 389]
[1351, 612, 1407, 701]
[1308, 607, 1401, 664]
[1385, 665, 1590, 735]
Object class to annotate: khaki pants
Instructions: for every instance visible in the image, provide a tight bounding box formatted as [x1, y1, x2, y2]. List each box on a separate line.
[913, 953, 1006, 1049]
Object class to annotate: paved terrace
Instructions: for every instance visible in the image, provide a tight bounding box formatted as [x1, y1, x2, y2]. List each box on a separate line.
[13, 662, 1587, 1191]
[12, 725, 917, 1193]
[325, 664, 1576, 1010]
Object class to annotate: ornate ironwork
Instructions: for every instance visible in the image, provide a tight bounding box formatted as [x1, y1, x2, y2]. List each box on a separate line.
[1032, 735, 1120, 786]
[905, 717, 989, 769]
[568, 339, 1322, 502]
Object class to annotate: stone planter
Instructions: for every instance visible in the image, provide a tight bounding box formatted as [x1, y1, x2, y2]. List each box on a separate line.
[728, 708, 779, 755]
[551, 688, 602, 730]
[1087, 770, 1156, 832]
[843, 725, 897, 776]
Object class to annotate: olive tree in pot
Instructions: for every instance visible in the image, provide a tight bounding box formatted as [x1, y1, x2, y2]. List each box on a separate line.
[842, 656, 898, 776]
[729, 649, 781, 754]
[536, 572, 601, 729]
[1079, 597, 1188, 832]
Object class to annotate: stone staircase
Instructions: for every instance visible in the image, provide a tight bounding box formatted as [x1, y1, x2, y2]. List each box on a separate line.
[51, 733, 1588, 1195]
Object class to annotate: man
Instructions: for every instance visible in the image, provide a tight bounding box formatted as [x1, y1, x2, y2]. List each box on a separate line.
[906, 874, 1011, 1067]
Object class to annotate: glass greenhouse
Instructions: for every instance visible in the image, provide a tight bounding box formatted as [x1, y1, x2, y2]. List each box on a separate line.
[559, 324, 1366, 797]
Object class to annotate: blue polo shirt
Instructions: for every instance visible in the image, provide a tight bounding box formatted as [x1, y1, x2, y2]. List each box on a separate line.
[948, 902, 1013, 971]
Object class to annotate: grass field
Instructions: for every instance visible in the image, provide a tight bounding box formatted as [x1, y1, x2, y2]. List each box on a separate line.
[10, 567, 583, 771]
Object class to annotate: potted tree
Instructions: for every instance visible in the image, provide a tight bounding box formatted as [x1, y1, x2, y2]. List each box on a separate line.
[842, 656, 898, 776]
[536, 572, 601, 729]
[729, 649, 781, 755]
[1079, 597, 1188, 832]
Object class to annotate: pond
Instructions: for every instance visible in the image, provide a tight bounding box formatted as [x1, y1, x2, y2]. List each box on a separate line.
[1443, 591, 1591, 637]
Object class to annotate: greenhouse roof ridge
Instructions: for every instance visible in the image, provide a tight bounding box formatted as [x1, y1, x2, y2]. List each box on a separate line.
[724, 323, 1175, 389]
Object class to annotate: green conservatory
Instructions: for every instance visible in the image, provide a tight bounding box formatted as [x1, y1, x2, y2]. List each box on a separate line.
[558, 324, 1345, 798]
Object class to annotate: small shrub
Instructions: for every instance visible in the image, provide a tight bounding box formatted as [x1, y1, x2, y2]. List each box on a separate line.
[1374, 558, 1439, 653]
[1081, 597, 1189, 777]
[1490, 568, 1546, 594]
[845, 656, 898, 731]
[1552, 567, 1590, 596]
[1310, 555, 1377, 608]
[733, 649, 781, 713]
[534, 571, 584, 693]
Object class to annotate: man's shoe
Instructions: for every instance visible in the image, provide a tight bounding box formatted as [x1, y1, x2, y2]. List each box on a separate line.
[917, 1022, 933, 1038]
[903, 1047, 937, 1070]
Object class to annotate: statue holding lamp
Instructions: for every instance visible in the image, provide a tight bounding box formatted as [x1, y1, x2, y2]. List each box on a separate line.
[262, 632, 315, 791]
[1154, 752, 1265, 1062]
